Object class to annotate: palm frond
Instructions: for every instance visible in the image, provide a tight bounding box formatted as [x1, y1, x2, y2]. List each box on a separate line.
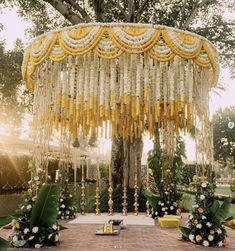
[212, 198, 231, 226]
[142, 189, 160, 209]
[179, 226, 191, 240]
[30, 184, 60, 229]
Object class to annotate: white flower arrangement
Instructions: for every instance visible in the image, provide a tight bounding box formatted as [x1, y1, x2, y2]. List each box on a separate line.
[35, 244, 42, 248]
[208, 235, 214, 241]
[201, 182, 208, 188]
[189, 234, 194, 242]
[196, 223, 202, 229]
[27, 204, 32, 210]
[23, 228, 30, 234]
[32, 226, 39, 234]
[200, 195, 205, 200]
[206, 222, 212, 227]
[203, 240, 209, 247]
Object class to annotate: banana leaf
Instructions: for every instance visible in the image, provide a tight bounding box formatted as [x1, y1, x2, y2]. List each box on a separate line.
[0, 237, 9, 251]
[209, 200, 220, 215]
[212, 198, 231, 227]
[0, 216, 14, 228]
[179, 226, 190, 240]
[142, 189, 160, 209]
[30, 184, 60, 229]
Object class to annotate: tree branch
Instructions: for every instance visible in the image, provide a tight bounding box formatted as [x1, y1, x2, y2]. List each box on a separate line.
[43, 0, 85, 24]
[136, 0, 149, 22]
[63, 0, 91, 22]
[181, 0, 214, 29]
[92, 0, 104, 22]
[109, 0, 128, 21]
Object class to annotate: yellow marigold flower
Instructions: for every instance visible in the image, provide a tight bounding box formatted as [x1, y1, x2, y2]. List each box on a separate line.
[28, 236, 34, 240]
[223, 239, 229, 246]
[195, 235, 202, 242]
[194, 219, 198, 225]
[198, 207, 203, 214]
[210, 230, 215, 235]
[32, 196, 37, 202]
[15, 223, 20, 229]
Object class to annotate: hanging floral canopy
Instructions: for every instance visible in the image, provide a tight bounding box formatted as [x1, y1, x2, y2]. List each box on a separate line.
[22, 23, 219, 141]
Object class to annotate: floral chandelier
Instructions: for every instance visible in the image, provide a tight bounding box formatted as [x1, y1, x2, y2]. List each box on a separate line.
[22, 23, 219, 141]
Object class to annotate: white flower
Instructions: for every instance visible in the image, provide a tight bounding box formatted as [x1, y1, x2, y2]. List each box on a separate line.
[52, 224, 57, 230]
[208, 235, 214, 241]
[170, 206, 174, 210]
[196, 224, 202, 229]
[34, 176, 39, 181]
[12, 236, 18, 242]
[61, 204, 65, 208]
[32, 226, 39, 233]
[69, 194, 72, 198]
[155, 211, 158, 216]
[28, 180, 32, 184]
[201, 182, 208, 188]
[61, 216, 64, 220]
[206, 222, 212, 227]
[21, 206, 25, 210]
[66, 210, 70, 214]
[216, 228, 222, 234]
[58, 211, 61, 215]
[192, 204, 199, 208]
[189, 234, 194, 242]
[158, 201, 161, 205]
[66, 216, 69, 219]
[162, 207, 166, 211]
[203, 240, 209, 247]
[23, 228, 30, 234]
[55, 234, 59, 242]
[161, 203, 164, 206]
[189, 215, 193, 220]
[27, 204, 32, 210]
[165, 211, 168, 215]
[37, 168, 42, 173]
[218, 241, 223, 247]
[200, 195, 205, 200]
[35, 244, 42, 248]
[202, 215, 207, 220]
[60, 199, 63, 202]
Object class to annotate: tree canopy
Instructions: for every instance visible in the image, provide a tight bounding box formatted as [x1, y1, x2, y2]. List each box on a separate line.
[213, 106, 235, 169]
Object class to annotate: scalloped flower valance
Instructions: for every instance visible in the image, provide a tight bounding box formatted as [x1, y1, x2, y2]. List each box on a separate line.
[22, 23, 220, 140]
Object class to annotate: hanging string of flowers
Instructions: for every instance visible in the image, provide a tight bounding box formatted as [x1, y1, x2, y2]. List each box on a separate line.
[22, 23, 219, 143]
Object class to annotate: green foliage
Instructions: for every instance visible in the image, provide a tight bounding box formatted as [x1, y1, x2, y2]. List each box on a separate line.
[213, 107, 235, 168]
[0, 38, 26, 136]
[179, 226, 191, 241]
[30, 184, 59, 229]
[0, 215, 14, 227]
[142, 189, 160, 209]
[100, 186, 147, 213]
[212, 198, 232, 228]
[0, 237, 9, 251]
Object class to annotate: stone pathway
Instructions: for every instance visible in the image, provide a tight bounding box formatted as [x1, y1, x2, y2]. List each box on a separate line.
[1, 214, 234, 251]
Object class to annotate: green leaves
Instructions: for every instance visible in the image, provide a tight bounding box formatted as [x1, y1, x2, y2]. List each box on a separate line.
[210, 198, 232, 227]
[179, 226, 191, 240]
[30, 184, 59, 229]
[0, 215, 14, 228]
[142, 189, 160, 209]
[0, 237, 10, 251]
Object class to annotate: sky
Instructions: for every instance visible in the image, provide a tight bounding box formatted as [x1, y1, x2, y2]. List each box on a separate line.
[0, 7, 234, 162]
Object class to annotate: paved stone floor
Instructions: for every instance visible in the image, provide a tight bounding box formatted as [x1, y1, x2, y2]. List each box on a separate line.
[1, 214, 234, 251]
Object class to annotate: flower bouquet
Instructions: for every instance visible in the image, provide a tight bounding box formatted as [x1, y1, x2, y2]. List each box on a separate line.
[180, 181, 232, 247]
